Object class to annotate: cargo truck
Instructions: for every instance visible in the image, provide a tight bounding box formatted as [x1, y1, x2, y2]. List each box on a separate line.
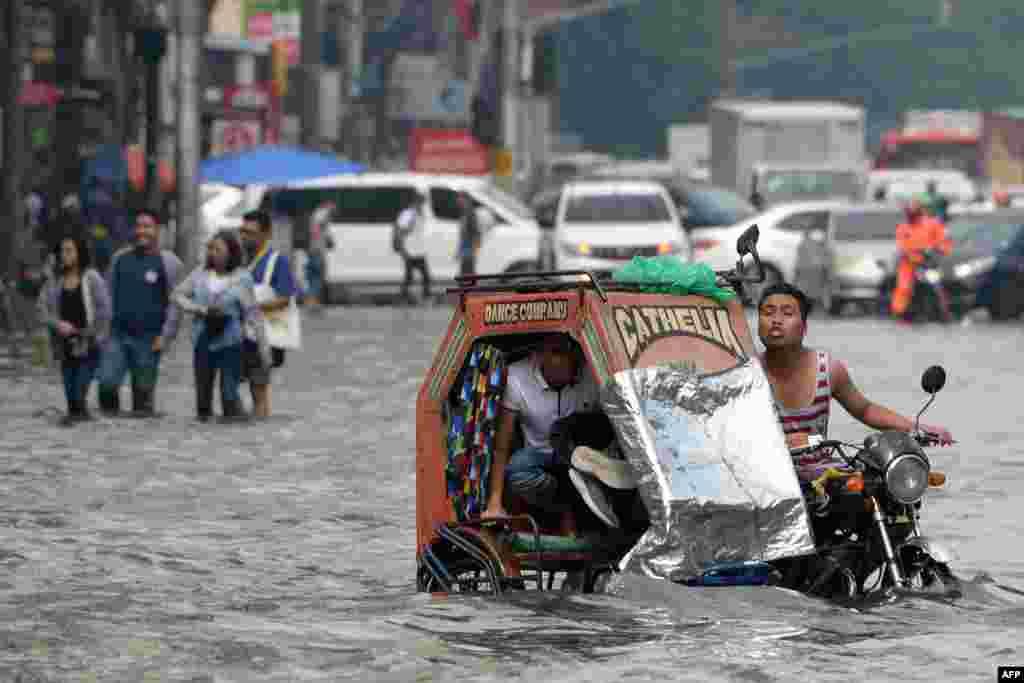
[875, 109, 1024, 189]
[710, 99, 867, 208]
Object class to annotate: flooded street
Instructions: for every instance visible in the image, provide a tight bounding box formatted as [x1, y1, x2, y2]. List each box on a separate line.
[1, 307, 1023, 682]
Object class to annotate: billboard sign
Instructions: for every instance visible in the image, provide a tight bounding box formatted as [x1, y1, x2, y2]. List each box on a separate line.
[389, 54, 469, 123]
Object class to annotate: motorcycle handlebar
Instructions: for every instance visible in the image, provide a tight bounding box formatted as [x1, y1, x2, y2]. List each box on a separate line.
[914, 431, 956, 447]
[788, 433, 952, 458]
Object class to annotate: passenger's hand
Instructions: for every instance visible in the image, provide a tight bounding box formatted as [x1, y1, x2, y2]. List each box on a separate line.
[56, 320, 77, 337]
[920, 423, 954, 446]
[151, 336, 163, 353]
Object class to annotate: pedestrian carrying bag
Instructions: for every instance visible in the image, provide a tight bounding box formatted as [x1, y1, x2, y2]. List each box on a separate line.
[253, 251, 302, 351]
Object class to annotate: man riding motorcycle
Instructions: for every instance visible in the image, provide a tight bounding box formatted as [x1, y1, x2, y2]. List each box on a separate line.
[890, 200, 952, 319]
[757, 283, 953, 483]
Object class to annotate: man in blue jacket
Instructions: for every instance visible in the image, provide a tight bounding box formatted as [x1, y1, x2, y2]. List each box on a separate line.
[97, 210, 183, 416]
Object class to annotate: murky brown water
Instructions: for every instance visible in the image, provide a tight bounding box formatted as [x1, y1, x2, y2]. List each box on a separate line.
[0, 308, 1021, 682]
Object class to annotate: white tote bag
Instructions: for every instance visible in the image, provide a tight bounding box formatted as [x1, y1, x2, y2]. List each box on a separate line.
[253, 251, 302, 350]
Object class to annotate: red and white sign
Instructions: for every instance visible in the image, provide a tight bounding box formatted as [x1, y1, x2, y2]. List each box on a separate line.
[410, 128, 490, 175]
[225, 83, 271, 110]
[211, 119, 263, 156]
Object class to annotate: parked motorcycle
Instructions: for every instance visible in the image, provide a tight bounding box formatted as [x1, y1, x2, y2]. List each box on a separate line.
[773, 365, 959, 601]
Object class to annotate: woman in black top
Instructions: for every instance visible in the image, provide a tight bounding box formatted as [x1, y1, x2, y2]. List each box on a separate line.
[37, 235, 112, 424]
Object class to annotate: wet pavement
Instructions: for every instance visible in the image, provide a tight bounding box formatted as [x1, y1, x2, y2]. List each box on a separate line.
[1, 306, 1023, 682]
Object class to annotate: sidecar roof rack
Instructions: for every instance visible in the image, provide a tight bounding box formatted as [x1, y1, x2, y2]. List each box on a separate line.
[448, 270, 613, 302]
[447, 269, 740, 305]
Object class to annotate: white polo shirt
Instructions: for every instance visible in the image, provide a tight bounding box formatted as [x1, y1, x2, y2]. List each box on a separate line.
[396, 206, 428, 257]
[503, 356, 601, 451]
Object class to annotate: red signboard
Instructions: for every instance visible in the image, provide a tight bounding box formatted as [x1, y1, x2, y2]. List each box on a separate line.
[18, 81, 60, 107]
[410, 128, 490, 175]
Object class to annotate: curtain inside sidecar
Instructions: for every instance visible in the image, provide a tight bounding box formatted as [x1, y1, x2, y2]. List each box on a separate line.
[443, 333, 646, 560]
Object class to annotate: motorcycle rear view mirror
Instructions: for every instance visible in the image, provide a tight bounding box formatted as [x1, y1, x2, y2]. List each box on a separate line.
[733, 225, 766, 283]
[914, 365, 947, 434]
[736, 225, 759, 257]
[921, 365, 946, 395]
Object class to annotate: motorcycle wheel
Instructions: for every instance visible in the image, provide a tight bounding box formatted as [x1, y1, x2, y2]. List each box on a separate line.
[904, 559, 962, 598]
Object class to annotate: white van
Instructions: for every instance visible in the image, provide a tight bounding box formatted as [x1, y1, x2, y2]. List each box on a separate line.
[283, 173, 541, 302]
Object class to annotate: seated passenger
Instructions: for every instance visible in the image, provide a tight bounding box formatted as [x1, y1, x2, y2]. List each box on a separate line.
[481, 334, 635, 533]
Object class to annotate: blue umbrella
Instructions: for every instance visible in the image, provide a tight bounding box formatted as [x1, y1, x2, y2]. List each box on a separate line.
[199, 145, 365, 186]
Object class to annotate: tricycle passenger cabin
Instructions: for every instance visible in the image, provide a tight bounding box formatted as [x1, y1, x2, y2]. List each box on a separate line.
[415, 280, 758, 556]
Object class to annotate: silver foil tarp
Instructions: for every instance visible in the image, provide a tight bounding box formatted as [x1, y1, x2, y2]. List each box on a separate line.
[602, 358, 816, 582]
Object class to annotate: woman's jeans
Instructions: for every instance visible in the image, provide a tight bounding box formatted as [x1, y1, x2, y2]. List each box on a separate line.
[194, 335, 243, 417]
[61, 350, 100, 412]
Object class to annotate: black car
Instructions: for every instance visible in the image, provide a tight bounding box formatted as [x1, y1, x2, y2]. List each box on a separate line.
[939, 211, 1024, 319]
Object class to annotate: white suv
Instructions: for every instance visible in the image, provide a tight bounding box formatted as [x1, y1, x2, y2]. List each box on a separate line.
[533, 180, 691, 273]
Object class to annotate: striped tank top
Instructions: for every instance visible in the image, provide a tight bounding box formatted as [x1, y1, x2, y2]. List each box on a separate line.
[774, 350, 844, 479]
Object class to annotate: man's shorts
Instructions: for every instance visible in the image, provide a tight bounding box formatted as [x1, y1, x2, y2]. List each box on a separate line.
[242, 341, 271, 385]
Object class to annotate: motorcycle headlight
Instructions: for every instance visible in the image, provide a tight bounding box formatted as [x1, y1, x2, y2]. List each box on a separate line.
[923, 269, 942, 284]
[953, 255, 996, 281]
[885, 453, 930, 504]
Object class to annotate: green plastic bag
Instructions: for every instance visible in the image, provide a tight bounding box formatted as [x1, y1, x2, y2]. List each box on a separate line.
[611, 256, 736, 304]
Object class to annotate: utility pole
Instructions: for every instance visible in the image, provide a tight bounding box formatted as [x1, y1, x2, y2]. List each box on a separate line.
[137, 7, 169, 213]
[719, 0, 737, 98]
[3, 0, 27, 281]
[500, 0, 520, 191]
[175, 0, 201, 269]
[300, 0, 323, 149]
[341, 0, 364, 160]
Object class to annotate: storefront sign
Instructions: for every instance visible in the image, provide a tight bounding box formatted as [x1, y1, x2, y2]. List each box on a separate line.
[410, 128, 490, 175]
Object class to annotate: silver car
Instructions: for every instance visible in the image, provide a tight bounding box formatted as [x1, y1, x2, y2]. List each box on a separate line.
[825, 204, 906, 314]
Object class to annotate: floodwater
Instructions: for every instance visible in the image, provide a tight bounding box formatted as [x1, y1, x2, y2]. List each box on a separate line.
[0, 307, 1022, 682]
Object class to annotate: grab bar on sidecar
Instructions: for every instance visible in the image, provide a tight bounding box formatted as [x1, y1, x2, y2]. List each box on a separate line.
[460, 513, 546, 592]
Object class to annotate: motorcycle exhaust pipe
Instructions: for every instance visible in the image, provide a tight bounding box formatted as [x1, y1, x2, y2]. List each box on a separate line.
[866, 496, 904, 587]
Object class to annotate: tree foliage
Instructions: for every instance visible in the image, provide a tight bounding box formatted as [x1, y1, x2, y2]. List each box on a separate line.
[555, 0, 1024, 157]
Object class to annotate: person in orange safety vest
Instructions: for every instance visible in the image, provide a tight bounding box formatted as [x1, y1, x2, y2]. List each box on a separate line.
[890, 200, 952, 318]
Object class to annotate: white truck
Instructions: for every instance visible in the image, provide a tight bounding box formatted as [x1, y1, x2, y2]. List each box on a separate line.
[710, 99, 867, 208]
